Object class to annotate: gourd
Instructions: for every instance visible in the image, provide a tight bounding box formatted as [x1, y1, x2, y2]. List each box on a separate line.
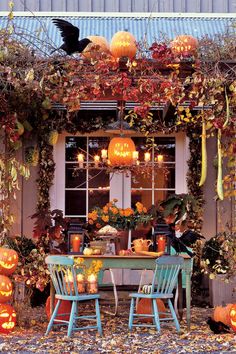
[136, 298, 166, 323]
[45, 296, 72, 321]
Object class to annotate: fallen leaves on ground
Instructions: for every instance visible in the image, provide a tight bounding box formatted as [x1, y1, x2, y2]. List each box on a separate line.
[0, 302, 236, 353]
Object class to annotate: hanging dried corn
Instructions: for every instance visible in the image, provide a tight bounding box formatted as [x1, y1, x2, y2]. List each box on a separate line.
[217, 129, 224, 200]
[199, 115, 207, 186]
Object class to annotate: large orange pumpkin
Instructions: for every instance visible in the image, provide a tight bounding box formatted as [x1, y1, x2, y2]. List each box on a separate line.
[170, 35, 198, 57]
[213, 303, 233, 326]
[0, 275, 13, 303]
[108, 136, 136, 166]
[229, 304, 236, 332]
[0, 247, 18, 275]
[82, 35, 110, 59]
[45, 296, 72, 321]
[136, 298, 166, 323]
[110, 31, 137, 60]
[0, 304, 16, 334]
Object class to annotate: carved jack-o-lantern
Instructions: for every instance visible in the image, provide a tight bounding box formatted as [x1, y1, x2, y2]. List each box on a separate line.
[0, 275, 13, 303]
[108, 136, 136, 166]
[0, 304, 16, 334]
[213, 303, 233, 326]
[170, 35, 198, 57]
[110, 31, 137, 60]
[0, 248, 18, 275]
[229, 305, 236, 332]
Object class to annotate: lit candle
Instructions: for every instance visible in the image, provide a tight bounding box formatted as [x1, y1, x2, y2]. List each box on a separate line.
[77, 153, 84, 168]
[132, 151, 139, 162]
[77, 273, 85, 293]
[94, 155, 100, 168]
[101, 149, 107, 161]
[71, 235, 81, 253]
[144, 152, 151, 163]
[157, 154, 164, 166]
[157, 236, 166, 253]
[136, 160, 140, 166]
[87, 274, 98, 294]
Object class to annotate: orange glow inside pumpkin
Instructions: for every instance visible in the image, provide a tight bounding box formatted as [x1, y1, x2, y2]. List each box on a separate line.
[0, 304, 16, 333]
[108, 137, 136, 166]
[0, 276, 13, 302]
[0, 248, 18, 275]
[230, 307, 236, 331]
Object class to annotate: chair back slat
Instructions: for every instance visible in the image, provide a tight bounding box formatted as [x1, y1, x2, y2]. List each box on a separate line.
[152, 256, 184, 295]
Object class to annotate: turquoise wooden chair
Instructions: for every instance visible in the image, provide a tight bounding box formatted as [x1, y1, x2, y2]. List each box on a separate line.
[128, 255, 184, 333]
[45, 255, 102, 337]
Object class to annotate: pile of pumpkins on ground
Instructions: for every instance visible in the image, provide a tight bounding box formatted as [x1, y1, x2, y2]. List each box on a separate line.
[0, 247, 18, 334]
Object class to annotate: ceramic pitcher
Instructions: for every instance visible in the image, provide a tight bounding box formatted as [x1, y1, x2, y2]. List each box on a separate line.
[131, 238, 152, 253]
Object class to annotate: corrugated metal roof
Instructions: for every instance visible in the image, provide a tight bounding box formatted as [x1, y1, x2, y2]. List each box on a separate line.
[0, 14, 235, 55]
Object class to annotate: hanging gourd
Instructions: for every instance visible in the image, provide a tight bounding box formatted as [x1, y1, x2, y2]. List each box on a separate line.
[0, 304, 16, 334]
[136, 298, 166, 323]
[0, 248, 18, 276]
[213, 303, 233, 326]
[110, 31, 137, 60]
[108, 136, 136, 166]
[229, 304, 236, 332]
[82, 36, 110, 59]
[199, 117, 207, 187]
[170, 35, 198, 57]
[0, 275, 13, 303]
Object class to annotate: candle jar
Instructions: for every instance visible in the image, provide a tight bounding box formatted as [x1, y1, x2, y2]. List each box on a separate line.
[157, 235, 166, 253]
[76, 273, 86, 293]
[87, 274, 98, 294]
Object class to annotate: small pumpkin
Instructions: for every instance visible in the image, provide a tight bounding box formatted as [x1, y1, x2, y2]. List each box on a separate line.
[0, 304, 16, 334]
[82, 35, 110, 59]
[213, 303, 233, 326]
[229, 304, 236, 332]
[0, 275, 13, 303]
[0, 247, 18, 275]
[108, 136, 136, 166]
[110, 31, 137, 60]
[136, 298, 166, 323]
[45, 296, 72, 321]
[170, 35, 198, 57]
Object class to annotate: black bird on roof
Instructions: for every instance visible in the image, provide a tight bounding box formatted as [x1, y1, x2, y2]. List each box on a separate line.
[52, 19, 92, 55]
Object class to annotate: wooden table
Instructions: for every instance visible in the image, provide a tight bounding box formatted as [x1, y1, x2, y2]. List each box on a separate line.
[50, 254, 193, 330]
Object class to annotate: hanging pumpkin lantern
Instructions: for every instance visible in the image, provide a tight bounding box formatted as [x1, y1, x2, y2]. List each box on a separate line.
[108, 136, 136, 166]
[170, 35, 198, 57]
[136, 298, 166, 323]
[0, 247, 18, 276]
[45, 296, 72, 321]
[0, 304, 16, 334]
[82, 36, 110, 59]
[110, 31, 137, 60]
[213, 303, 233, 326]
[229, 304, 236, 332]
[0, 275, 13, 303]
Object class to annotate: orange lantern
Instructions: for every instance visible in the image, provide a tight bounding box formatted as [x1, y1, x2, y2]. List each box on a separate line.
[0, 247, 18, 276]
[110, 31, 137, 60]
[108, 136, 136, 166]
[82, 35, 110, 59]
[170, 35, 198, 57]
[229, 304, 236, 332]
[0, 304, 16, 334]
[0, 275, 13, 303]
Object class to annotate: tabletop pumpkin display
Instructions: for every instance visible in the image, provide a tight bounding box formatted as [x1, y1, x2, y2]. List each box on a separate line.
[136, 298, 166, 323]
[0, 303, 16, 334]
[229, 304, 236, 332]
[0, 275, 13, 303]
[170, 35, 198, 57]
[0, 247, 18, 275]
[110, 31, 137, 60]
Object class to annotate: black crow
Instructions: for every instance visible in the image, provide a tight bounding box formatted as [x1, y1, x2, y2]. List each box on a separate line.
[179, 229, 205, 247]
[207, 317, 231, 334]
[52, 19, 92, 55]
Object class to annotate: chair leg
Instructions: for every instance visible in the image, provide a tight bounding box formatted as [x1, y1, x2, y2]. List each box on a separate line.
[46, 299, 61, 335]
[67, 301, 76, 337]
[95, 298, 102, 335]
[168, 299, 180, 332]
[128, 297, 135, 331]
[152, 299, 161, 332]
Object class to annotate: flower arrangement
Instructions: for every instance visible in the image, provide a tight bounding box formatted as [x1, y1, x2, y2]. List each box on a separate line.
[74, 257, 103, 278]
[201, 231, 236, 281]
[88, 199, 152, 231]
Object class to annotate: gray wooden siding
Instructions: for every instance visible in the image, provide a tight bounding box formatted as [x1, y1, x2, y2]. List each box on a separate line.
[0, 0, 236, 13]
